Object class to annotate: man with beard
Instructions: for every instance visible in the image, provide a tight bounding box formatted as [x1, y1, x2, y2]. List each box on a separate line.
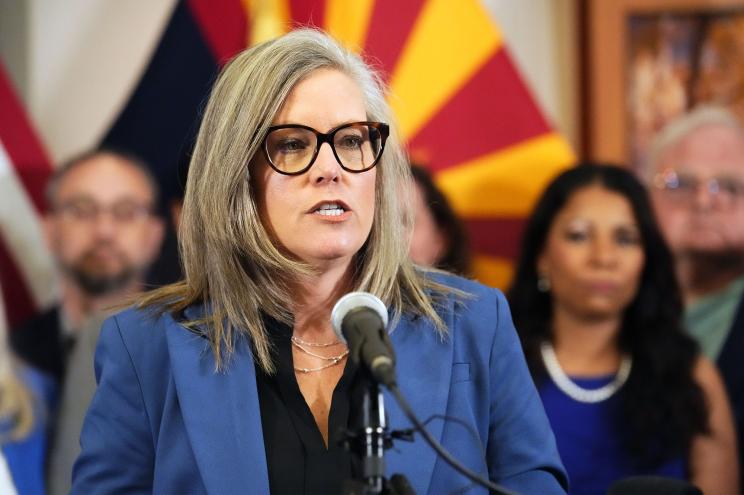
[647, 105, 744, 485]
[11, 149, 164, 385]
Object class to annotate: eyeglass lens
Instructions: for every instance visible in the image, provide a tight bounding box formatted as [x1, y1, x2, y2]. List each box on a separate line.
[56, 198, 153, 224]
[265, 123, 383, 174]
[655, 170, 744, 206]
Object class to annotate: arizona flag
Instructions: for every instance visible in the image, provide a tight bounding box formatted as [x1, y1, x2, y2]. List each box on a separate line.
[1, 0, 574, 327]
[104, 0, 574, 289]
[0, 62, 56, 330]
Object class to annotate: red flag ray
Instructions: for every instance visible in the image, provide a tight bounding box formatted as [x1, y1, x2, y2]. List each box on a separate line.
[362, 0, 427, 80]
[187, 0, 249, 65]
[0, 64, 52, 213]
[289, 0, 326, 27]
[408, 48, 551, 173]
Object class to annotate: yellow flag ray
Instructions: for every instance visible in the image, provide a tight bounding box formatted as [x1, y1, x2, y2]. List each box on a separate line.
[324, 0, 375, 53]
[435, 132, 575, 218]
[472, 254, 514, 291]
[245, 0, 291, 45]
[388, 0, 502, 140]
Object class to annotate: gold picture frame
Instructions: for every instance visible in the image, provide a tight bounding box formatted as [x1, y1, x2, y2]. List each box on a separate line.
[584, 0, 744, 169]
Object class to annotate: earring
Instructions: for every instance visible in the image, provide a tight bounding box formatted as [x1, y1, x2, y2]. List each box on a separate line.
[537, 274, 551, 292]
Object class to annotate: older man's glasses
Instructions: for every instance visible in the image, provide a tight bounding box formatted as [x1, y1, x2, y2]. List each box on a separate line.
[653, 169, 744, 209]
[262, 121, 389, 175]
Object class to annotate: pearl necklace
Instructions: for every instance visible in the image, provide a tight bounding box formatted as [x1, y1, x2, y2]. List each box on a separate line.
[291, 337, 348, 374]
[540, 342, 632, 403]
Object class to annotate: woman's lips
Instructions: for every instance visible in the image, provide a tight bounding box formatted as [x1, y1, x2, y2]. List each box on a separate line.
[585, 280, 619, 293]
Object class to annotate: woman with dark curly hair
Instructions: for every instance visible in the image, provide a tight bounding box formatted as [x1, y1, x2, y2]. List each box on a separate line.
[508, 163, 738, 494]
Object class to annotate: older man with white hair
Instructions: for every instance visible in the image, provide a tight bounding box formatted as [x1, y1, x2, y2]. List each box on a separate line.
[647, 105, 744, 484]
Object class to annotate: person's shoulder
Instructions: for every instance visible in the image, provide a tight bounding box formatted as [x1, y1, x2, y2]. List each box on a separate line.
[96, 305, 197, 387]
[422, 270, 508, 327]
[108, 303, 182, 330]
[101, 304, 183, 352]
[425, 270, 505, 304]
[420, 272, 520, 358]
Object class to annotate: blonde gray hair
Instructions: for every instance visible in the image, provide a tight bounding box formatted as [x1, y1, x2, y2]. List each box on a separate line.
[139, 29, 450, 372]
[644, 105, 744, 180]
[0, 299, 34, 441]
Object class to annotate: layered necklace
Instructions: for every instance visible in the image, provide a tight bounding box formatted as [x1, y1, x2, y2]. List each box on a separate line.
[291, 335, 349, 374]
[540, 342, 632, 403]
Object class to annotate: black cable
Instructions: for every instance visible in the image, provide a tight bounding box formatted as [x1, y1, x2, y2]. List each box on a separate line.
[388, 384, 520, 495]
[421, 414, 488, 462]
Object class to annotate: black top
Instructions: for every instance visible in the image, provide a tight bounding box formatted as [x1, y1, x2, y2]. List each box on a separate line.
[717, 291, 744, 489]
[255, 317, 363, 495]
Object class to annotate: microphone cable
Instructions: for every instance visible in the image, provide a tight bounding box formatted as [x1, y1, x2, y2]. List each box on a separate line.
[387, 383, 520, 495]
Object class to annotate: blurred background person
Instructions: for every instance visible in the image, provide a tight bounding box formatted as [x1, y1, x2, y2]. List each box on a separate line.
[46, 313, 107, 495]
[0, 295, 54, 495]
[11, 149, 165, 386]
[409, 164, 471, 276]
[9, 149, 164, 494]
[142, 145, 194, 288]
[646, 106, 744, 483]
[509, 163, 738, 495]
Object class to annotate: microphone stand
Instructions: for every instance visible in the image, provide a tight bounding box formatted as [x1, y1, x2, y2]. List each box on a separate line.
[341, 371, 415, 495]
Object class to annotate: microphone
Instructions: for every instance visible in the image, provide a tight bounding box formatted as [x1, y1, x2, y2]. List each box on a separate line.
[331, 292, 396, 387]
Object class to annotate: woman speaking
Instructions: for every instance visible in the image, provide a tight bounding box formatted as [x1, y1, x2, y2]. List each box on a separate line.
[71, 29, 567, 494]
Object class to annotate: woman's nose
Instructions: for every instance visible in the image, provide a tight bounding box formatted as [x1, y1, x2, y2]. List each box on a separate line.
[308, 142, 342, 184]
[590, 237, 618, 267]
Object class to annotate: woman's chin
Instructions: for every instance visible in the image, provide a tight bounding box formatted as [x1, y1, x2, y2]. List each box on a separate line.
[291, 238, 365, 263]
[295, 247, 358, 267]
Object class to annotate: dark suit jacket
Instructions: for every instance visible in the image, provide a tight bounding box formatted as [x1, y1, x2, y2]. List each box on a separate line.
[717, 291, 744, 487]
[71, 275, 568, 494]
[11, 306, 67, 384]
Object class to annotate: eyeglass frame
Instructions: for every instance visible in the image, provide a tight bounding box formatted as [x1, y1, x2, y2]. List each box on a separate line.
[261, 121, 389, 176]
[652, 168, 744, 207]
[52, 197, 156, 225]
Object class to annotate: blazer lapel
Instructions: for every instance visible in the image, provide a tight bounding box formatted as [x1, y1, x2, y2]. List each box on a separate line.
[383, 303, 455, 495]
[165, 309, 269, 495]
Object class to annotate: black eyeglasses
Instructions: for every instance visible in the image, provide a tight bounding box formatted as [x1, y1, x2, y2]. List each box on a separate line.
[262, 121, 389, 175]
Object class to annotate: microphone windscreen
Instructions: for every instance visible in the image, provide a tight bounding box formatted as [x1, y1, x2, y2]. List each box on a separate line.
[331, 292, 388, 342]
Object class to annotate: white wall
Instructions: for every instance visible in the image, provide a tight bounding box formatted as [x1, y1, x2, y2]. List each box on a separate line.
[483, 0, 578, 146]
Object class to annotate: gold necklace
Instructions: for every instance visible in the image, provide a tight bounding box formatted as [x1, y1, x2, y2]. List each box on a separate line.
[291, 339, 349, 374]
[291, 339, 348, 361]
[293, 357, 348, 374]
[290, 335, 342, 347]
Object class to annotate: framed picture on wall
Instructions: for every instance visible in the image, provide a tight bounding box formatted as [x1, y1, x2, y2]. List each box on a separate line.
[584, 0, 744, 171]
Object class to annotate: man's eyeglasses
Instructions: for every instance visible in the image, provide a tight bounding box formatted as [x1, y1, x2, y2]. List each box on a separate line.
[262, 121, 389, 175]
[653, 169, 744, 209]
[54, 198, 154, 225]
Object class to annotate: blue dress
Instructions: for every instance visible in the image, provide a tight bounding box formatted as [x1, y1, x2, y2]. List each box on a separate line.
[539, 375, 686, 495]
[2, 366, 55, 495]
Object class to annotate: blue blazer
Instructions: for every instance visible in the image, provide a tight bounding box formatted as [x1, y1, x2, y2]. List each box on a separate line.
[72, 275, 567, 494]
